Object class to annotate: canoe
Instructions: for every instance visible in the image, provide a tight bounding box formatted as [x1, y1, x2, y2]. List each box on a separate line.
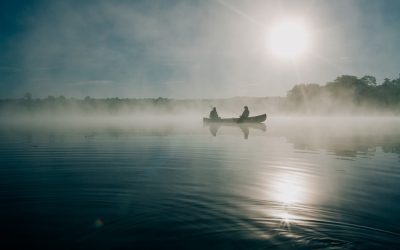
[203, 114, 267, 123]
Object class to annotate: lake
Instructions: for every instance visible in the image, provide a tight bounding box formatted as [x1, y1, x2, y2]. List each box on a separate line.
[1, 116, 400, 249]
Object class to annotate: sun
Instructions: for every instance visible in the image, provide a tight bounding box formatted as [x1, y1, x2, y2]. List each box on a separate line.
[268, 20, 309, 59]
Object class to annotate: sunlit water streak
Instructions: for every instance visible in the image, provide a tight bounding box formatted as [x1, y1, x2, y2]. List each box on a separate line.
[0, 118, 400, 249]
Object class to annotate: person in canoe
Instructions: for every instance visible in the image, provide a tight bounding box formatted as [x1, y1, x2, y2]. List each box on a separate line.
[209, 107, 220, 120]
[238, 106, 249, 123]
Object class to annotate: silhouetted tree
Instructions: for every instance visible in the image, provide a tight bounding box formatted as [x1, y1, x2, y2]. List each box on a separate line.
[383, 78, 391, 86]
[24, 92, 32, 101]
[361, 75, 377, 86]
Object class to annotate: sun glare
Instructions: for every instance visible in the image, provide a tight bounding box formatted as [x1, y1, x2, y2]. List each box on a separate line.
[268, 20, 309, 59]
[270, 172, 308, 205]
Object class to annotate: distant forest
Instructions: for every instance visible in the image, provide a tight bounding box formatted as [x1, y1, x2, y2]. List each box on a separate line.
[1, 74, 400, 116]
[286, 75, 400, 114]
[0, 95, 284, 116]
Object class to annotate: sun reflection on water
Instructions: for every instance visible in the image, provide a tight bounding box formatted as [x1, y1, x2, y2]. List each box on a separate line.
[271, 172, 309, 205]
[279, 212, 293, 229]
[266, 170, 315, 229]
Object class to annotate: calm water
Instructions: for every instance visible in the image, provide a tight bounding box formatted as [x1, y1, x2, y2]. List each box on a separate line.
[1, 117, 400, 249]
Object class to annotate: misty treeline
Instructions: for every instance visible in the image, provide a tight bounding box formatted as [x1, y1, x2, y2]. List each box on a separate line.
[286, 75, 400, 114]
[1, 74, 400, 116]
[0, 95, 283, 116]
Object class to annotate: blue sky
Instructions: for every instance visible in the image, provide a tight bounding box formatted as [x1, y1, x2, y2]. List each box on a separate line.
[0, 0, 399, 98]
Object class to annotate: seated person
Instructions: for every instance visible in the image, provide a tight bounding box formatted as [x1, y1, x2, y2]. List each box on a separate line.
[209, 107, 220, 120]
[238, 106, 249, 122]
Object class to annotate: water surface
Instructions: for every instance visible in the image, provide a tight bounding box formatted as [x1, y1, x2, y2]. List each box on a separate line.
[1, 117, 400, 249]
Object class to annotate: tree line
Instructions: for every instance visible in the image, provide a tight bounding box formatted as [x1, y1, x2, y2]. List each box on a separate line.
[0, 95, 281, 115]
[0, 74, 399, 115]
[286, 74, 400, 114]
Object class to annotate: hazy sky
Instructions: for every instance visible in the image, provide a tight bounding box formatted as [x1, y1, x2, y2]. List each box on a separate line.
[1, 0, 399, 98]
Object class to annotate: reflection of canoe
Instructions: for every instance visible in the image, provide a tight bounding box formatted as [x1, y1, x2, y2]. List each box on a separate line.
[204, 120, 267, 139]
[205, 122, 266, 132]
[203, 114, 267, 123]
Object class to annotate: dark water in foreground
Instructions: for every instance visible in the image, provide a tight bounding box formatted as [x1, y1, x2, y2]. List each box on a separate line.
[1, 117, 400, 249]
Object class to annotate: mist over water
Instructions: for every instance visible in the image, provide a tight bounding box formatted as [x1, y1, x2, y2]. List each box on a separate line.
[1, 0, 400, 249]
[1, 116, 400, 249]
